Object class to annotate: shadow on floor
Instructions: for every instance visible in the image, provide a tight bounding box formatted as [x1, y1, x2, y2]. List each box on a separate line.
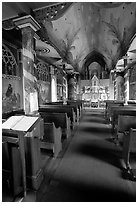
[83, 117, 108, 124]
[40, 174, 136, 202]
[79, 125, 112, 134]
[73, 140, 123, 169]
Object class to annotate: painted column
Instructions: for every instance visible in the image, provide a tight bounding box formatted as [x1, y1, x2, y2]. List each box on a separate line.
[50, 65, 57, 102]
[76, 74, 81, 100]
[13, 16, 41, 114]
[124, 69, 130, 104]
[13, 16, 44, 191]
[109, 70, 114, 100]
[67, 73, 76, 100]
[115, 72, 125, 101]
[63, 72, 68, 104]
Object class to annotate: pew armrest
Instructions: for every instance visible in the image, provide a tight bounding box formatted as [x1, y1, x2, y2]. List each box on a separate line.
[122, 128, 136, 169]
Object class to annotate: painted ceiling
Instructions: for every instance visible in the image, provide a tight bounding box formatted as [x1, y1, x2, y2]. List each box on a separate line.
[2, 2, 136, 76]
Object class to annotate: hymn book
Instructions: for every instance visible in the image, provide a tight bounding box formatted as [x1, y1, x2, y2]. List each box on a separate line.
[2, 115, 39, 132]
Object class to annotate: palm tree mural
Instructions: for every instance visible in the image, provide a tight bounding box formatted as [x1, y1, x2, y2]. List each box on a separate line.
[103, 13, 136, 60]
[41, 20, 80, 66]
[62, 28, 80, 64]
[72, 48, 86, 72]
[102, 45, 118, 70]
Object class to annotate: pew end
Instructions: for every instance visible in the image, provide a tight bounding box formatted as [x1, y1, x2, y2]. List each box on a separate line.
[117, 115, 136, 181]
[40, 123, 62, 158]
[121, 128, 136, 181]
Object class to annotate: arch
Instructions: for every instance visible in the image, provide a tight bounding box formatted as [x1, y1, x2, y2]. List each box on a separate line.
[81, 50, 107, 79]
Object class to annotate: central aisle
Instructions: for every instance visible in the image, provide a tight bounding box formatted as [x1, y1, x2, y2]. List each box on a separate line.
[40, 109, 136, 202]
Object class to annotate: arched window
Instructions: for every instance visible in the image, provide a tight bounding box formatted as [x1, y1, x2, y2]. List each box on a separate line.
[35, 62, 50, 82]
[2, 44, 18, 76]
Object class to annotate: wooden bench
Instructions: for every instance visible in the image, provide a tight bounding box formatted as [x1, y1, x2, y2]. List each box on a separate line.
[44, 102, 80, 124]
[106, 103, 124, 122]
[39, 112, 71, 139]
[104, 100, 124, 120]
[117, 115, 136, 181]
[127, 100, 136, 106]
[117, 114, 136, 140]
[109, 105, 136, 122]
[67, 100, 83, 118]
[109, 106, 136, 135]
[40, 122, 62, 158]
[39, 105, 76, 129]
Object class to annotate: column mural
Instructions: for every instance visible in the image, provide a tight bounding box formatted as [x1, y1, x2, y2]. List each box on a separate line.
[50, 66, 57, 102]
[68, 74, 76, 100]
[116, 72, 125, 100]
[22, 27, 38, 114]
[57, 68, 63, 101]
[129, 64, 136, 100]
[14, 16, 41, 114]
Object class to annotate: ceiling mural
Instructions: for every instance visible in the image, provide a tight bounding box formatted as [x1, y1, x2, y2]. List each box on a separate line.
[34, 2, 136, 74]
[2, 2, 136, 77]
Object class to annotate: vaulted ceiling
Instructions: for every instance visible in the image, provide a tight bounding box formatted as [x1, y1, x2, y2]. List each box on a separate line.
[2, 2, 136, 77]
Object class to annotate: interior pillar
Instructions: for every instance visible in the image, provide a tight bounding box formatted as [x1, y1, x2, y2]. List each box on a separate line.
[68, 74, 75, 100]
[13, 16, 41, 114]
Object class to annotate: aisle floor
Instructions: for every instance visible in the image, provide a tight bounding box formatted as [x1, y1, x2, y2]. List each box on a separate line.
[35, 108, 136, 202]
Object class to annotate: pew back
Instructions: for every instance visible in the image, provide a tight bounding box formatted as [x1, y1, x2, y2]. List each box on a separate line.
[39, 105, 76, 128]
[44, 103, 80, 122]
[39, 112, 71, 139]
[118, 115, 136, 133]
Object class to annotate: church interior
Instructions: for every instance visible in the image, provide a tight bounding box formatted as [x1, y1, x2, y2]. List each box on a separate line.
[2, 2, 136, 202]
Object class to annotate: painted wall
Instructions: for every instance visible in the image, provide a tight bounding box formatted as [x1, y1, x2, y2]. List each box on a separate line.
[37, 81, 51, 104]
[2, 42, 23, 113]
[2, 77, 23, 113]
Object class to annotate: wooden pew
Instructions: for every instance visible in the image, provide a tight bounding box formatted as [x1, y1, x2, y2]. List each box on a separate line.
[104, 100, 124, 112]
[39, 112, 71, 139]
[109, 106, 136, 136]
[127, 100, 136, 106]
[67, 100, 83, 118]
[44, 102, 80, 124]
[40, 122, 62, 158]
[117, 115, 136, 181]
[117, 114, 136, 140]
[109, 105, 136, 123]
[39, 105, 76, 129]
[104, 100, 124, 120]
[106, 103, 124, 123]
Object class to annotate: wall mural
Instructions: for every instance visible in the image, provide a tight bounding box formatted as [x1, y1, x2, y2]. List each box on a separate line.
[37, 81, 50, 104]
[35, 61, 51, 104]
[2, 43, 22, 113]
